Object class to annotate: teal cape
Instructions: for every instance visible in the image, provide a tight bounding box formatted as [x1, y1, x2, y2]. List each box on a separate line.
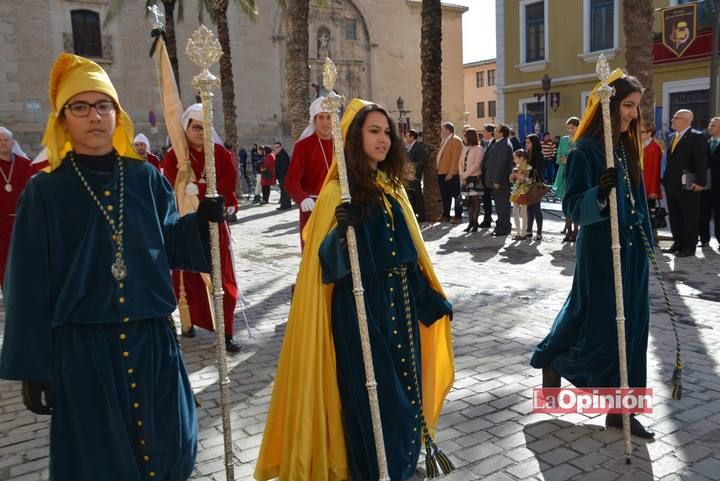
[531, 137, 652, 388]
[0, 156, 209, 480]
[319, 193, 451, 481]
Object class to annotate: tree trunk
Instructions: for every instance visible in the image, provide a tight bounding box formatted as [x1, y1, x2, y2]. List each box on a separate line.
[163, 0, 181, 98]
[623, 0, 655, 126]
[421, 0, 442, 221]
[284, 0, 310, 141]
[214, 0, 238, 147]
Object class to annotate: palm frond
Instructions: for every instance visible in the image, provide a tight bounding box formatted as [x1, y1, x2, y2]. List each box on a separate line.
[177, 0, 185, 22]
[237, 0, 259, 20]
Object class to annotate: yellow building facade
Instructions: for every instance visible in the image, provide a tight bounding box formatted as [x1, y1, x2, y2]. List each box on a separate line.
[463, 59, 498, 128]
[497, 0, 715, 137]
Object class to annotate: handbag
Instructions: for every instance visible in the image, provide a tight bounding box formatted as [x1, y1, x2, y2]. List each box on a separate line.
[526, 183, 550, 205]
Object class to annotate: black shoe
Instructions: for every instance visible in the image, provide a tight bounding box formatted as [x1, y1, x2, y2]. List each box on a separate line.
[542, 366, 561, 388]
[605, 414, 655, 439]
[463, 223, 473, 232]
[478, 220, 492, 228]
[181, 326, 196, 338]
[699, 241, 710, 247]
[663, 243, 680, 253]
[676, 249, 695, 257]
[225, 335, 241, 353]
[470, 224, 479, 233]
[492, 229, 510, 237]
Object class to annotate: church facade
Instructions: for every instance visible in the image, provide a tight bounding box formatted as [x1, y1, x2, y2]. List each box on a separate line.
[0, 0, 467, 154]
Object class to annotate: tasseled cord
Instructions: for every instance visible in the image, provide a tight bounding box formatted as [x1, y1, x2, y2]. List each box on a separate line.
[423, 433, 455, 479]
[672, 359, 683, 400]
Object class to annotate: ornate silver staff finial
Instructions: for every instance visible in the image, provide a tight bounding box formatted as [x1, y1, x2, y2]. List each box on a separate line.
[595, 53, 615, 101]
[148, 4, 165, 30]
[186, 25, 223, 74]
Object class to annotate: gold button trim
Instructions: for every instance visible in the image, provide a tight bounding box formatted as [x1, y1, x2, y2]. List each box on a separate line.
[149, 472, 155, 477]
[133, 402, 140, 409]
[389, 237, 393, 242]
[123, 351, 129, 358]
[139, 439, 145, 445]
[119, 297, 126, 304]
[393, 330, 398, 335]
[120, 334, 127, 340]
[401, 358, 406, 363]
[104, 190, 111, 197]
[391, 251, 397, 256]
[144, 455, 150, 461]
[123, 317, 130, 323]
[407, 386, 412, 391]
[397, 344, 402, 349]
[119, 282, 124, 289]
[131, 383, 137, 389]
[137, 420, 143, 427]
[107, 204, 114, 211]
[127, 368, 134, 374]
[389, 287, 394, 292]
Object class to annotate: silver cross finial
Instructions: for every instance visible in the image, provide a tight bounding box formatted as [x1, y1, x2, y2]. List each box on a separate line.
[148, 4, 165, 28]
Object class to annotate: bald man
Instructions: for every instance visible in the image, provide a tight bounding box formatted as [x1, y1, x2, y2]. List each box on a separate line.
[662, 109, 707, 257]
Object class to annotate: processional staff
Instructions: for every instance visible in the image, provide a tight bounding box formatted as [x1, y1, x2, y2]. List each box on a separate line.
[321, 58, 391, 481]
[595, 54, 632, 465]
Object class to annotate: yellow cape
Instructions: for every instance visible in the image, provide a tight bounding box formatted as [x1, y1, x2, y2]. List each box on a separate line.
[42, 53, 140, 172]
[254, 99, 455, 481]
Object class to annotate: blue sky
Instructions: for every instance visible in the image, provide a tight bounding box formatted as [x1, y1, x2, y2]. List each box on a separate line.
[451, 0, 497, 64]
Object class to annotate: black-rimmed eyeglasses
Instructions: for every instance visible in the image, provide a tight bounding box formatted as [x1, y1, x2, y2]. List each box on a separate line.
[64, 100, 117, 117]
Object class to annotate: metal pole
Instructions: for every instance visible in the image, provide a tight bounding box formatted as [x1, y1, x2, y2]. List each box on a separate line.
[321, 58, 391, 481]
[709, 0, 720, 118]
[544, 92, 549, 133]
[186, 25, 235, 481]
[596, 54, 633, 464]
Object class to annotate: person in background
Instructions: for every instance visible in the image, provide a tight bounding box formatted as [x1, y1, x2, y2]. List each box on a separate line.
[458, 128, 484, 232]
[699, 116, 720, 247]
[555, 117, 580, 242]
[273, 141, 292, 210]
[133, 133, 162, 171]
[259, 145, 276, 204]
[641, 122, 663, 243]
[0, 126, 35, 289]
[525, 133, 545, 241]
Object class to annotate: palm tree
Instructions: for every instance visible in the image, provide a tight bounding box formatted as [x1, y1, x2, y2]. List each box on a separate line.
[105, 0, 184, 97]
[201, 0, 259, 148]
[623, 0, 655, 125]
[421, 0, 442, 221]
[283, 0, 311, 141]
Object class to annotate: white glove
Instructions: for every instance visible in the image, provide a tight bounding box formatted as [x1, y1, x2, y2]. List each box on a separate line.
[185, 183, 200, 196]
[300, 197, 315, 212]
[225, 206, 237, 215]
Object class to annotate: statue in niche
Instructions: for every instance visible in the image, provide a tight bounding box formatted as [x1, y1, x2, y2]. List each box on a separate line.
[317, 28, 331, 59]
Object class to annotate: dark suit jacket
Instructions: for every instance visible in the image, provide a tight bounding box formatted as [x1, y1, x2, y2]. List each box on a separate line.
[484, 138, 514, 189]
[662, 128, 707, 194]
[708, 138, 720, 193]
[407, 141, 427, 182]
[276, 149, 290, 181]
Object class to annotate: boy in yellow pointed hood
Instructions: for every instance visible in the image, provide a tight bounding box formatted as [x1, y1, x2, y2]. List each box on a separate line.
[0, 53, 227, 481]
[255, 99, 455, 481]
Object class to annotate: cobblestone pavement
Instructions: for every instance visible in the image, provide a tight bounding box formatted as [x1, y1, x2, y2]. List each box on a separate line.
[1, 192, 719, 481]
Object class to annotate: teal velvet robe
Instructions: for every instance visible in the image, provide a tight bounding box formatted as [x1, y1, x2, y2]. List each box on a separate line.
[319, 194, 452, 481]
[531, 137, 652, 388]
[0, 156, 209, 481]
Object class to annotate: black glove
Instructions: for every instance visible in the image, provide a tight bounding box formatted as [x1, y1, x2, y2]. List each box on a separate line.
[597, 167, 617, 203]
[335, 203, 362, 241]
[197, 196, 225, 224]
[22, 380, 52, 415]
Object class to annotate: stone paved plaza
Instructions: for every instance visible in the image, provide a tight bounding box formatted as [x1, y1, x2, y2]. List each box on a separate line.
[1, 192, 719, 481]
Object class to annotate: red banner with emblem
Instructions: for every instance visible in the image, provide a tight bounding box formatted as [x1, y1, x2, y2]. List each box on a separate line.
[662, 3, 697, 57]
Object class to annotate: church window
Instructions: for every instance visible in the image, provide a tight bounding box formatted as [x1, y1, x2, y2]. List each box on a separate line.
[345, 19, 357, 40]
[71, 10, 103, 58]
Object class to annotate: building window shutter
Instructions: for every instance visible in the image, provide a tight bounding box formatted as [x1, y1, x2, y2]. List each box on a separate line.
[71, 10, 102, 58]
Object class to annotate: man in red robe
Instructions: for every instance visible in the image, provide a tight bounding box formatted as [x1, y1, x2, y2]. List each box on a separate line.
[0, 127, 35, 289]
[163, 104, 241, 352]
[284, 96, 333, 250]
[133, 133, 162, 170]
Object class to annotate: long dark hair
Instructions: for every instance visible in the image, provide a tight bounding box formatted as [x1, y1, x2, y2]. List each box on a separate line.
[525, 134, 543, 168]
[344, 104, 407, 213]
[579, 75, 643, 186]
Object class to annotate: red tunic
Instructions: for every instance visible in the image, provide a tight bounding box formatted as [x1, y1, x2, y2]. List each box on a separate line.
[284, 133, 333, 249]
[642, 139, 663, 200]
[164, 144, 239, 335]
[0, 155, 34, 288]
[146, 152, 162, 171]
[260, 153, 276, 187]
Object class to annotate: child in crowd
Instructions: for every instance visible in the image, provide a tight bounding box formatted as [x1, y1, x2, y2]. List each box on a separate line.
[510, 149, 533, 240]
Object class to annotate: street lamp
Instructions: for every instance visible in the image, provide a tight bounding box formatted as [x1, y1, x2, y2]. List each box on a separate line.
[541, 74, 552, 133]
[396, 96, 406, 121]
